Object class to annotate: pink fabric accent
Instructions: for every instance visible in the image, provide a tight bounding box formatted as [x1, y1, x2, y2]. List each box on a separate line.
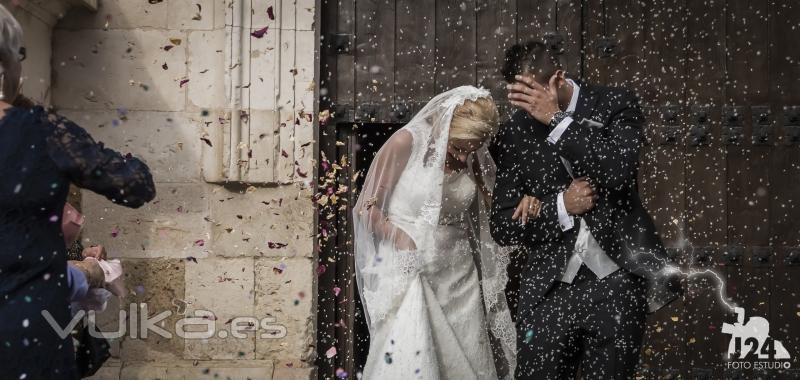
[98, 259, 126, 297]
[62, 203, 85, 245]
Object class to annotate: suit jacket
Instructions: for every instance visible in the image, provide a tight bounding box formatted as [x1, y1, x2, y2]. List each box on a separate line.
[489, 80, 681, 315]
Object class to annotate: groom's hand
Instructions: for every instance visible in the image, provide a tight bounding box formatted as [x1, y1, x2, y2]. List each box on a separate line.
[564, 177, 597, 215]
[507, 74, 560, 125]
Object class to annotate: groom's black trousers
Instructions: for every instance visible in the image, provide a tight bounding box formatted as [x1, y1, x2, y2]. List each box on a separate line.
[515, 264, 647, 379]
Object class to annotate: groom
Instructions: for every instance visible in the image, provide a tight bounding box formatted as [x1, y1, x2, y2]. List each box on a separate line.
[488, 40, 681, 379]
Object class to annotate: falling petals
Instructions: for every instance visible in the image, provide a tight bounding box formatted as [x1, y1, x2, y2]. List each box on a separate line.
[251, 26, 269, 38]
[268, 241, 288, 249]
[524, 329, 534, 344]
[325, 346, 337, 359]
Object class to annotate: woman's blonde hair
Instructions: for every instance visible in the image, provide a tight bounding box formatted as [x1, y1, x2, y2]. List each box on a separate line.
[449, 96, 500, 141]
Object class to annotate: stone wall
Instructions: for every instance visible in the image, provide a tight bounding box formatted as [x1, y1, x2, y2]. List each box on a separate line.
[50, 1, 319, 378]
[0, 0, 97, 104]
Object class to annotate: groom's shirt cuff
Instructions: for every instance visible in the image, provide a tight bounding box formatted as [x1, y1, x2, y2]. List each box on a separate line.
[556, 192, 575, 231]
[546, 116, 574, 144]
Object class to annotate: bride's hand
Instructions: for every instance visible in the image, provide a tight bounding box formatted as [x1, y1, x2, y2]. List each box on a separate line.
[393, 229, 418, 251]
[512, 195, 541, 224]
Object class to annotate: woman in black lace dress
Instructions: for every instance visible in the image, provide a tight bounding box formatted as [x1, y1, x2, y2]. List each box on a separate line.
[0, 6, 156, 379]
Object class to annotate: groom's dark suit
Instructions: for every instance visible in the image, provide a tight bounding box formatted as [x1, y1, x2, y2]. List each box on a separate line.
[489, 80, 681, 379]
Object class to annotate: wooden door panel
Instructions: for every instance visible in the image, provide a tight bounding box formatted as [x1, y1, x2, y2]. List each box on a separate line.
[723, 1, 773, 378]
[584, 0, 647, 90]
[395, 0, 436, 106]
[338, 1, 357, 107]
[682, 1, 730, 378]
[769, 0, 800, 376]
[476, 0, 517, 104]
[555, 0, 582, 77]
[641, 0, 686, 245]
[318, 2, 357, 378]
[516, 1, 554, 46]
[355, 0, 396, 121]
[516, 0, 581, 76]
[435, 0, 478, 92]
[638, 5, 689, 376]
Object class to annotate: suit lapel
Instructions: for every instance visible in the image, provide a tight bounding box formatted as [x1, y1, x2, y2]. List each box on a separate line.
[572, 80, 601, 122]
[506, 111, 570, 194]
[563, 81, 602, 179]
[515, 113, 573, 193]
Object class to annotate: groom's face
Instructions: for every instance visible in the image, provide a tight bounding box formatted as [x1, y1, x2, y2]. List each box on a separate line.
[512, 69, 568, 106]
[519, 66, 562, 86]
[520, 68, 549, 86]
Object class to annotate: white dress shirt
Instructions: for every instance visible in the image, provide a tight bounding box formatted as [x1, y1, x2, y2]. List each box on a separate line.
[548, 79, 620, 283]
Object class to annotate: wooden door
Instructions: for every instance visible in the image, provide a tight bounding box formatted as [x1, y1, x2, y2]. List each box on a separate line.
[317, 1, 800, 378]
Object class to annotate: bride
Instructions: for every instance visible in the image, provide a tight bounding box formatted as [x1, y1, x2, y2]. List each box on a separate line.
[353, 86, 516, 379]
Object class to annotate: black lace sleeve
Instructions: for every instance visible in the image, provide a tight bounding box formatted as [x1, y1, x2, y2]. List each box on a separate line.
[41, 108, 156, 208]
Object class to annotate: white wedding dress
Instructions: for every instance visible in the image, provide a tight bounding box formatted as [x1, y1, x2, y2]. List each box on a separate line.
[362, 169, 498, 379]
[353, 86, 515, 380]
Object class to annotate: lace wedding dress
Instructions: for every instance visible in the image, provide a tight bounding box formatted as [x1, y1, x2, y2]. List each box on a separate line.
[353, 86, 515, 380]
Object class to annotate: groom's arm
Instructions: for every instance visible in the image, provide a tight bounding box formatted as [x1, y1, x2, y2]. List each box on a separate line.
[489, 124, 565, 246]
[550, 89, 645, 189]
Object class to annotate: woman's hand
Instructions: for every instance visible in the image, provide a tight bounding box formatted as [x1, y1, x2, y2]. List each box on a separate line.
[393, 229, 418, 251]
[82, 245, 107, 260]
[512, 195, 542, 224]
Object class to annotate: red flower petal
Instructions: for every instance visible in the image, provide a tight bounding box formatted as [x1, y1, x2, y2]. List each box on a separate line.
[251, 26, 269, 38]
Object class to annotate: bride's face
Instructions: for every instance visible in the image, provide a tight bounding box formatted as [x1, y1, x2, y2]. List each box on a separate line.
[446, 138, 483, 169]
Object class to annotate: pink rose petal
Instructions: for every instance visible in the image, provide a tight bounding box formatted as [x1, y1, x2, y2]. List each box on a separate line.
[325, 346, 337, 359]
[251, 26, 269, 38]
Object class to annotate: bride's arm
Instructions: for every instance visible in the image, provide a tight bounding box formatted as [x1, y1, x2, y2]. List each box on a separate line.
[353, 129, 417, 250]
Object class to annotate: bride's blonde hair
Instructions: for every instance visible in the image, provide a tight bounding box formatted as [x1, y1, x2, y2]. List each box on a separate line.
[449, 97, 500, 141]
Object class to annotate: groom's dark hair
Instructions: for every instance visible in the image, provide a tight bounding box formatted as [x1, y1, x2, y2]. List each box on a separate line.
[501, 40, 564, 84]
